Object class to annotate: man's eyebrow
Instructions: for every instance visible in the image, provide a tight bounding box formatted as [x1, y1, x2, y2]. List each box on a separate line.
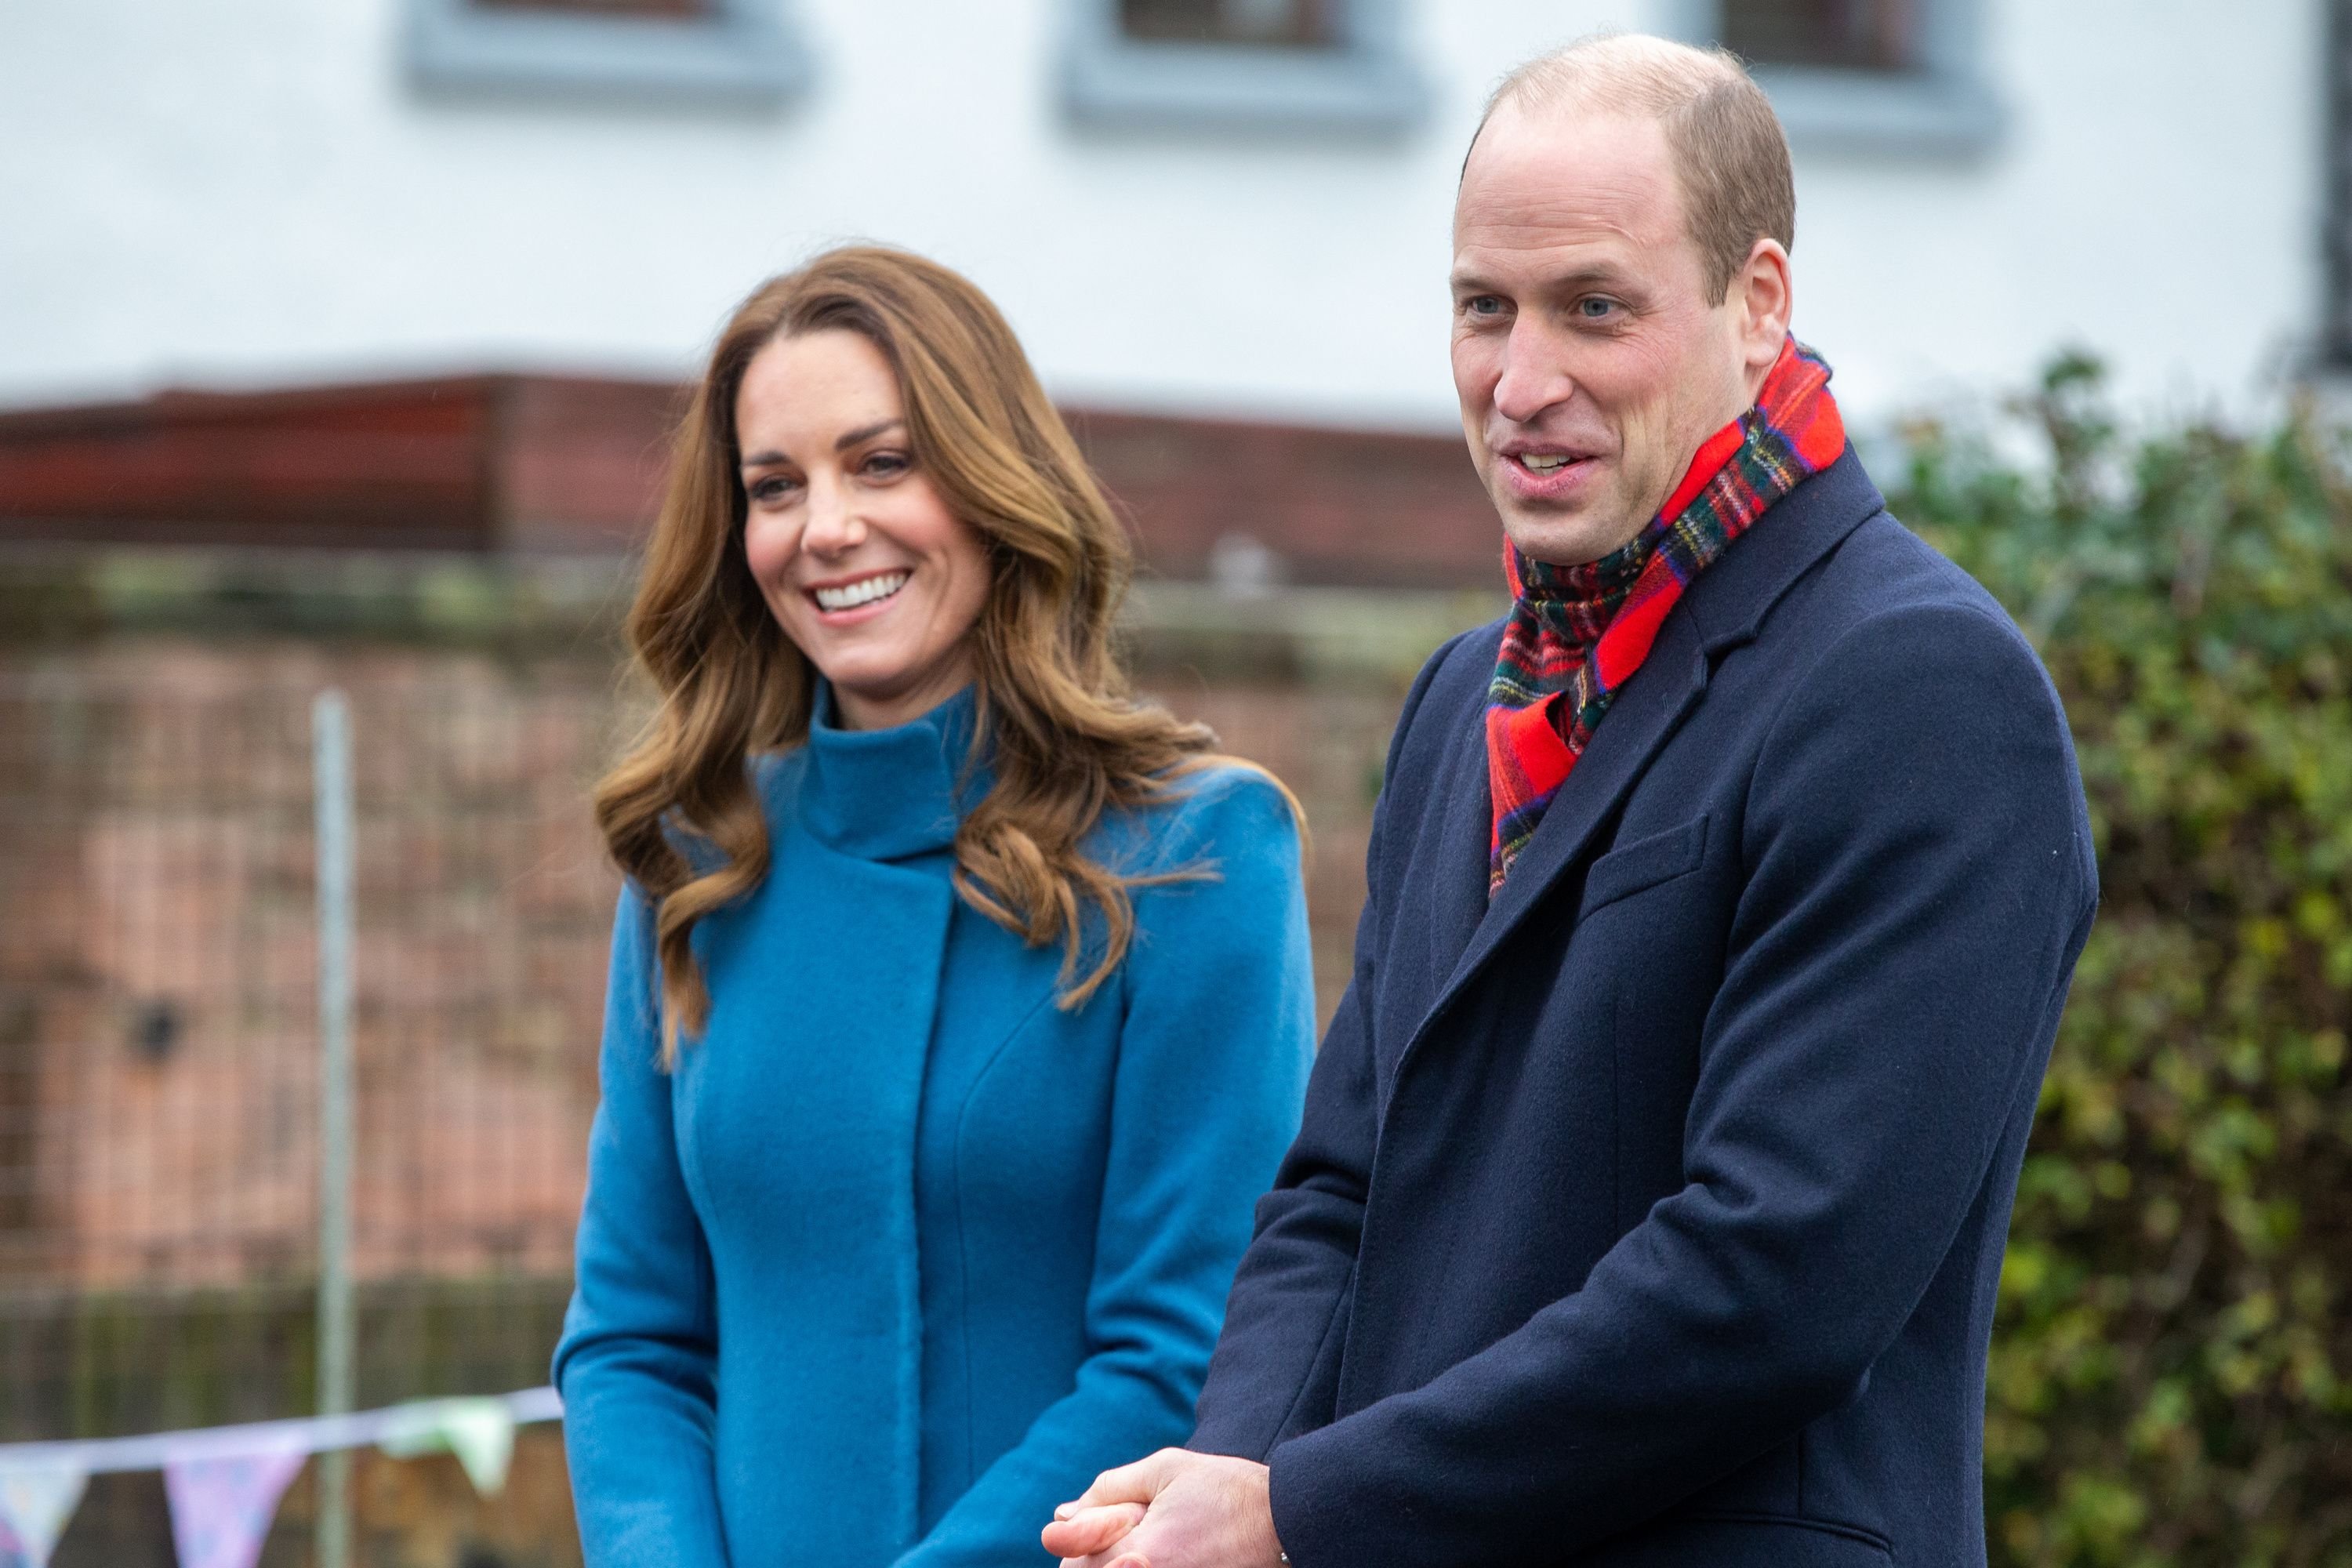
[1545, 263, 1638, 292]
[1450, 263, 1638, 296]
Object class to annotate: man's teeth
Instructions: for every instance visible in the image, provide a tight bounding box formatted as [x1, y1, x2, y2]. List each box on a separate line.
[1521, 454, 1574, 474]
[814, 572, 909, 612]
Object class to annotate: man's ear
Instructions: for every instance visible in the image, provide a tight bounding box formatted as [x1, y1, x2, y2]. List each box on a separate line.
[1735, 238, 1794, 378]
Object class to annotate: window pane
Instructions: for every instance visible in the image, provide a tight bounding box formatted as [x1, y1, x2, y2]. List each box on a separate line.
[1722, 0, 1921, 73]
[1120, 0, 1340, 49]
[470, 0, 716, 18]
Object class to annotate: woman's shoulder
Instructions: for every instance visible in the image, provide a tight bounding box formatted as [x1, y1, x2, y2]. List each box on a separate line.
[1096, 760, 1301, 877]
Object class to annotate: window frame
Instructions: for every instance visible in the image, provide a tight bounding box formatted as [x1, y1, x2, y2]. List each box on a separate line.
[403, 0, 809, 108]
[1666, 0, 2004, 157]
[2326, 0, 2352, 365]
[1059, 0, 1427, 136]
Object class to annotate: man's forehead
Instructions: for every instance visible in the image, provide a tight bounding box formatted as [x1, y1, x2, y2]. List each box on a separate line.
[1454, 104, 1685, 250]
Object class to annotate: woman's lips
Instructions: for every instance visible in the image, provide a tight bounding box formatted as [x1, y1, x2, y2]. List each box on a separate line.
[806, 569, 910, 622]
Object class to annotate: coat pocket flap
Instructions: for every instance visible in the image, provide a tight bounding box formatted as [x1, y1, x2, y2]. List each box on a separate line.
[1581, 815, 1709, 917]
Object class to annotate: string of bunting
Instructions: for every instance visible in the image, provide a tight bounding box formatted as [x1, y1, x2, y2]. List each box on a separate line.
[0, 1386, 561, 1568]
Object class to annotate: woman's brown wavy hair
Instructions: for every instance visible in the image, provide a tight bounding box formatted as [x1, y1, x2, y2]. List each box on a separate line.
[595, 245, 1294, 1062]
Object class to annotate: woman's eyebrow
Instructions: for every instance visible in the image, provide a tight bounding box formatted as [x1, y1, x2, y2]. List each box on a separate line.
[833, 418, 903, 452]
[739, 418, 906, 470]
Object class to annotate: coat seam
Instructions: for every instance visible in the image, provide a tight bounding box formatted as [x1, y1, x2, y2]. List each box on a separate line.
[1265, 1261, 1357, 1463]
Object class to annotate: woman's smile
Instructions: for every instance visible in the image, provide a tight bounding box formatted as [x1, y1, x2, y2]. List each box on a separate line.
[809, 568, 913, 619]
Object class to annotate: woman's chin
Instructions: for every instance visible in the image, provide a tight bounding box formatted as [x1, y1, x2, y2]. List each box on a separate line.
[819, 656, 967, 729]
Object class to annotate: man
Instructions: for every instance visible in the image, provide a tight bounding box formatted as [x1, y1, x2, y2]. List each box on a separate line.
[1042, 32, 2095, 1568]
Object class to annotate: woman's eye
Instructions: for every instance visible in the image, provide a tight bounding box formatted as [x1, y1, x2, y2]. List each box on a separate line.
[862, 451, 911, 479]
[749, 475, 801, 503]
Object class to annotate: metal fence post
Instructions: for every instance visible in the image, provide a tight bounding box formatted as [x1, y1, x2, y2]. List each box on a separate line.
[314, 690, 356, 1568]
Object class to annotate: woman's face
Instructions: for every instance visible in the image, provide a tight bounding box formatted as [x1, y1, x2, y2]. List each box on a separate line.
[737, 328, 993, 731]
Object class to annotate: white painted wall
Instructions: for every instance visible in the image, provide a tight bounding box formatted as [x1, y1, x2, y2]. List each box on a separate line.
[0, 0, 2325, 431]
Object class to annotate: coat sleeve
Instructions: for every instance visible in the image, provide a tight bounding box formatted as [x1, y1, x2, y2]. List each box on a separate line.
[892, 771, 1317, 1568]
[1264, 602, 2100, 1566]
[550, 889, 731, 1568]
[1189, 635, 1465, 1461]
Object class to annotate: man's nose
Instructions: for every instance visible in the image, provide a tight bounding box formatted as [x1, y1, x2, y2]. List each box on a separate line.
[1491, 321, 1574, 426]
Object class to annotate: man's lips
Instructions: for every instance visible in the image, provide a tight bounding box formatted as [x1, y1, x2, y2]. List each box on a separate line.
[1498, 448, 1604, 500]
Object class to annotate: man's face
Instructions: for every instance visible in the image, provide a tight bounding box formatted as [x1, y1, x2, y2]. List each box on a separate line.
[1452, 105, 1756, 567]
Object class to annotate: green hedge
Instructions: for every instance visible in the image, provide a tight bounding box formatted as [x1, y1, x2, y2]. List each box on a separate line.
[1896, 355, 2352, 1566]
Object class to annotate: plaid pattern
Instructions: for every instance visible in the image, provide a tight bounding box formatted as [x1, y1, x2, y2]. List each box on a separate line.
[1486, 339, 1846, 892]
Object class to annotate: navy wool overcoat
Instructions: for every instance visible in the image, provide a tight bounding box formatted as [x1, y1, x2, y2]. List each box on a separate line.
[1189, 451, 2100, 1568]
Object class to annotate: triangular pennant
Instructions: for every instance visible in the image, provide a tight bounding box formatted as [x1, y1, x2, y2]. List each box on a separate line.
[163, 1439, 307, 1568]
[435, 1402, 515, 1498]
[0, 1459, 88, 1568]
[376, 1399, 516, 1498]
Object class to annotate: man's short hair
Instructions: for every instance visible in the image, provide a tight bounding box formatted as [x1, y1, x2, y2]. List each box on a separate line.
[1479, 34, 1795, 306]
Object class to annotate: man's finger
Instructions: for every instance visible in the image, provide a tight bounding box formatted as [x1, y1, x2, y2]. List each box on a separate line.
[1062, 1550, 1152, 1568]
[1039, 1502, 1145, 1559]
[1056, 1447, 1181, 1514]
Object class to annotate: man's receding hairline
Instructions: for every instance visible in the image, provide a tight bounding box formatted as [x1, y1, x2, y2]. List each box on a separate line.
[1466, 33, 1795, 307]
[1483, 31, 1749, 129]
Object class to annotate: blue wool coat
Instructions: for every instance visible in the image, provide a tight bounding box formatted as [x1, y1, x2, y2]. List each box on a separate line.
[1191, 451, 2099, 1567]
[554, 688, 1314, 1568]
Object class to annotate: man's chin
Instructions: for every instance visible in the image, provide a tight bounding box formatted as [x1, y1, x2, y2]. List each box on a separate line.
[1500, 505, 1645, 571]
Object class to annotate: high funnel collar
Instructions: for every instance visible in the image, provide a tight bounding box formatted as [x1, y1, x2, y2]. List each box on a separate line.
[792, 683, 986, 862]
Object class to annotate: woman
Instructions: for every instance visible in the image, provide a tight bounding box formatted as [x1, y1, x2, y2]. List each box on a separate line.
[552, 247, 1316, 1568]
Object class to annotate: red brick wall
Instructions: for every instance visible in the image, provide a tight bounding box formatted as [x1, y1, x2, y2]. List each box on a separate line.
[0, 376, 1501, 586]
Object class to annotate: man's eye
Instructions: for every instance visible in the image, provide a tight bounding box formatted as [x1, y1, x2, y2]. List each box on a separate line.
[1577, 297, 1620, 320]
[1465, 296, 1505, 318]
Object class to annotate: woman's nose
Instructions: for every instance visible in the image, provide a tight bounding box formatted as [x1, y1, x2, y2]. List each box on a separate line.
[800, 484, 865, 556]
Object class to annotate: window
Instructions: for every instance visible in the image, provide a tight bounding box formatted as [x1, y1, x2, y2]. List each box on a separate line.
[2330, 0, 2352, 365]
[1723, 0, 1921, 74]
[472, 0, 713, 15]
[404, 0, 808, 108]
[1062, 0, 1425, 135]
[1117, 0, 1339, 49]
[1675, 0, 2000, 154]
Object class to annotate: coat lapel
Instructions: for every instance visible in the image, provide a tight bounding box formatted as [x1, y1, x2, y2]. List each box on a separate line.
[1428, 602, 1710, 1025]
[1393, 448, 1886, 1085]
[1418, 704, 1503, 1024]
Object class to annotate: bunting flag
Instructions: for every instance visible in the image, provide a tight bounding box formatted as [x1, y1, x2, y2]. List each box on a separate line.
[0, 1387, 560, 1568]
[378, 1398, 517, 1497]
[163, 1439, 307, 1568]
[0, 1458, 89, 1568]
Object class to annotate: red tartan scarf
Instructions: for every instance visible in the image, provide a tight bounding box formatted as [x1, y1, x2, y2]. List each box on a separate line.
[1485, 339, 1846, 893]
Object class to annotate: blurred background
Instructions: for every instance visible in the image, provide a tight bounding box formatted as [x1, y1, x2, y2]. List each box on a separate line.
[0, 2, 2346, 1565]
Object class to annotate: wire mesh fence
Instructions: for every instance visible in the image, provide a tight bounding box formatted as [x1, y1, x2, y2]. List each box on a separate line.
[0, 634, 1405, 1565]
[0, 660, 630, 1449]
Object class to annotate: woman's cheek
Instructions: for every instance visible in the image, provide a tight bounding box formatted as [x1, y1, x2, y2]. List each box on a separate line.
[742, 512, 801, 591]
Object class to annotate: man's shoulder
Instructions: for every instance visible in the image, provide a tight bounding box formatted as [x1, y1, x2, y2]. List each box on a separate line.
[1774, 506, 2043, 680]
[1762, 508, 2089, 858]
[1383, 615, 1504, 769]
[1421, 615, 1508, 715]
